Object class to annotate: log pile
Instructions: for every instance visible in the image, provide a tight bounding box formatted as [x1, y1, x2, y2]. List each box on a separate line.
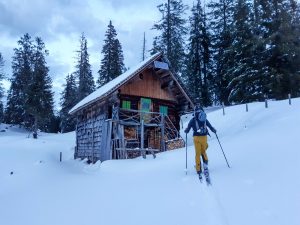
[148, 129, 161, 149]
[124, 127, 137, 139]
[166, 138, 185, 150]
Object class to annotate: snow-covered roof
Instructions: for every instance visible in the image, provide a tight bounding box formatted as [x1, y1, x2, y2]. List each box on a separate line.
[69, 52, 162, 114]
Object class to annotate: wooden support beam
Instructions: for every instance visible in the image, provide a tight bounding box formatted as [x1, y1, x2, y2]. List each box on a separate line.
[115, 148, 160, 152]
[161, 116, 165, 151]
[140, 119, 146, 158]
[157, 71, 170, 77]
[155, 68, 164, 74]
[161, 80, 174, 89]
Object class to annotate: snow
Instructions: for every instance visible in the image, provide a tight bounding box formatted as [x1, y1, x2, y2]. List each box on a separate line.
[1, 98, 300, 225]
[69, 52, 161, 114]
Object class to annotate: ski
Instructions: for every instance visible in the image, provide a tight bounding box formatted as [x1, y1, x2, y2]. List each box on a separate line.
[198, 172, 203, 183]
[203, 164, 212, 186]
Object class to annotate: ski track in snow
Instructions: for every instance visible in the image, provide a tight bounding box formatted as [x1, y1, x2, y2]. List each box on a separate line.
[179, 165, 229, 225]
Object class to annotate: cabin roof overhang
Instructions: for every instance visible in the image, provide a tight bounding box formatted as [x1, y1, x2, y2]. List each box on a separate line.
[69, 52, 194, 115]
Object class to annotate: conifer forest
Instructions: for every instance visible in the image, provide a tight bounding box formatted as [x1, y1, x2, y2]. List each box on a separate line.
[0, 0, 299, 133]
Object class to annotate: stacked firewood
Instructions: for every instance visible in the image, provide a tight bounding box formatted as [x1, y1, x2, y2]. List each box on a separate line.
[148, 129, 161, 149]
[124, 127, 137, 139]
[127, 151, 142, 159]
[166, 138, 185, 150]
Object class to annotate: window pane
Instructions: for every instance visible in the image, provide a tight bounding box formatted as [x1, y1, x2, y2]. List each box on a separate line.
[122, 100, 131, 109]
[159, 106, 168, 115]
[141, 98, 151, 112]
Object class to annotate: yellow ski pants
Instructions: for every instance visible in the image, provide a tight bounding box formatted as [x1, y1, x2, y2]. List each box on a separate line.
[193, 136, 208, 172]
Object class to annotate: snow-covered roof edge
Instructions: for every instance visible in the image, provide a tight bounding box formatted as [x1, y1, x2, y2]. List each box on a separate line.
[69, 52, 162, 115]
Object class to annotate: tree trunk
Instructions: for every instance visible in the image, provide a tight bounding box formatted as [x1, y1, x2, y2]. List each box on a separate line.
[33, 116, 38, 139]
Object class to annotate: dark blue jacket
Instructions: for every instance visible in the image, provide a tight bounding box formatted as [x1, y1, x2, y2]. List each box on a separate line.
[185, 117, 216, 136]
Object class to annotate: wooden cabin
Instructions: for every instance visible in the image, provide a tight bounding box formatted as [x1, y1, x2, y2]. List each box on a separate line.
[69, 52, 194, 163]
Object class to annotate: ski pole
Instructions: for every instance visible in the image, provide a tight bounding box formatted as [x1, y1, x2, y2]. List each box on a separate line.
[185, 133, 188, 175]
[215, 133, 230, 168]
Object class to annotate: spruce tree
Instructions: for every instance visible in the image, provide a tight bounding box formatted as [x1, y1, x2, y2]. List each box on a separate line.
[0, 53, 4, 123]
[5, 34, 34, 126]
[270, 0, 300, 99]
[5, 34, 55, 135]
[76, 33, 95, 101]
[290, 1, 300, 96]
[185, 0, 212, 106]
[97, 21, 125, 87]
[207, 0, 234, 105]
[252, 0, 300, 99]
[25, 37, 54, 134]
[151, 0, 188, 74]
[60, 73, 77, 133]
[0, 53, 4, 96]
[0, 101, 3, 124]
[227, 0, 261, 103]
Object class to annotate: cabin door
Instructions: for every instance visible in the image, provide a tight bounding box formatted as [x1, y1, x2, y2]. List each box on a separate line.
[140, 98, 152, 123]
[140, 98, 151, 112]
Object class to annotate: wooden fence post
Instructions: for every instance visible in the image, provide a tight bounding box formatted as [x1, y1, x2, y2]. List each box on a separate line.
[222, 102, 225, 115]
[60, 152, 62, 162]
[265, 95, 268, 108]
[288, 94, 291, 105]
[246, 103, 248, 112]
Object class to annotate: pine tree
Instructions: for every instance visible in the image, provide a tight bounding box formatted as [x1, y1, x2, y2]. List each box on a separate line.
[227, 0, 261, 103]
[5, 34, 34, 126]
[4, 34, 55, 135]
[97, 21, 125, 87]
[151, 0, 188, 74]
[290, 1, 300, 96]
[25, 37, 54, 135]
[185, 0, 212, 106]
[76, 33, 95, 101]
[0, 53, 4, 97]
[0, 101, 3, 124]
[60, 73, 77, 133]
[0, 53, 4, 123]
[270, 0, 300, 99]
[253, 0, 300, 99]
[207, 0, 235, 105]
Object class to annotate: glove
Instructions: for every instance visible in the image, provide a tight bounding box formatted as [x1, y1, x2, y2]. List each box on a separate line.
[184, 128, 189, 133]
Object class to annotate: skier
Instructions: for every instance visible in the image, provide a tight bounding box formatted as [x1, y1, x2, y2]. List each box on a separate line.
[184, 105, 216, 182]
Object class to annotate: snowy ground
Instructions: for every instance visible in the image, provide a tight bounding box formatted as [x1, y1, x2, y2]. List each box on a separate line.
[1, 98, 300, 225]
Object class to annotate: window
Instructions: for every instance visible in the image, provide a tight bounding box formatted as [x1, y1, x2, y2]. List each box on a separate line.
[122, 100, 131, 109]
[140, 98, 151, 112]
[159, 106, 168, 115]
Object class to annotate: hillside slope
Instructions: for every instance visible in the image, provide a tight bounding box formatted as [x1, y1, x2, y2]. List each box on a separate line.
[0, 98, 299, 225]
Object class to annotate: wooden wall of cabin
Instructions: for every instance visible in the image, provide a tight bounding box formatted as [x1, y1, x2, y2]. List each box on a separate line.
[118, 94, 181, 154]
[119, 94, 180, 130]
[119, 68, 176, 102]
[118, 67, 183, 130]
[75, 102, 111, 163]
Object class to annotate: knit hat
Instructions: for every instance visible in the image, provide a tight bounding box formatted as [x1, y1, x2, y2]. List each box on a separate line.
[194, 105, 202, 113]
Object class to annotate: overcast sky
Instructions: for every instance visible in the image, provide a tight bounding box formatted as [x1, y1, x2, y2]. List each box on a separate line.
[0, 0, 196, 109]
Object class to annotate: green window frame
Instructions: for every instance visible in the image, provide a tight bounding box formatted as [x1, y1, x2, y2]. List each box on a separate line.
[159, 105, 168, 115]
[122, 100, 131, 109]
[141, 98, 151, 112]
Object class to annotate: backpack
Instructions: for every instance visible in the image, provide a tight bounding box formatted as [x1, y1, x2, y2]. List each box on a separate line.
[195, 110, 207, 134]
[198, 109, 207, 122]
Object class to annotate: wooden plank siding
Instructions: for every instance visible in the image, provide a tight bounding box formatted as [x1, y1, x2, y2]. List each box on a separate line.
[75, 101, 110, 163]
[119, 94, 180, 130]
[119, 69, 176, 102]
